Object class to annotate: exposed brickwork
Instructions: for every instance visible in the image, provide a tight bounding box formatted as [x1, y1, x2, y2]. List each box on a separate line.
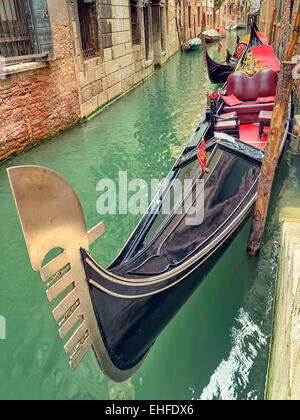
[0, 62, 80, 161]
[0, 0, 81, 162]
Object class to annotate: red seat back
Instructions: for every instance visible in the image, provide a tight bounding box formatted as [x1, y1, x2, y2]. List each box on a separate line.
[226, 69, 278, 101]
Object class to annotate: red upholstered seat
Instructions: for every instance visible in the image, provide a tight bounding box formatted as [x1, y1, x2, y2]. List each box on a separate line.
[223, 69, 278, 123]
[214, 111, 239, 136]
[215, 120, 238, 130]
[251, 45, 281, 72]
[226, 69, 278, 101]
[223, 101, 274, 123]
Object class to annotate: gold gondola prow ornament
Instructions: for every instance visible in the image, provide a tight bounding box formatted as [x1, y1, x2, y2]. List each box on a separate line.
[235, 51, 267, 76]
[7, 166, 144, 382]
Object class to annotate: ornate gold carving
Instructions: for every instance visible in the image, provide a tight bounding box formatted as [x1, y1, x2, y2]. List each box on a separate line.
[236, 52, 267, 76]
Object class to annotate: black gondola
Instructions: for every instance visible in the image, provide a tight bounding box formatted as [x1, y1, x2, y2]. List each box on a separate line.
[8, 39, 292, 383]
[202, 24, 265, 84]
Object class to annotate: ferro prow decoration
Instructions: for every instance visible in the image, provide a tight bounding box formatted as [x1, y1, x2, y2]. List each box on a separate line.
[7, 166, 145, 382]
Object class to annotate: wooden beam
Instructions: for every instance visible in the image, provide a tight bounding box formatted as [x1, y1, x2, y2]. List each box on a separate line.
[247, 62, 295, 256]
[286, 11, 300, 61]
[4, 52, 50, 65]
[247, 6, 300, 256]
[268, 9, 276, 46]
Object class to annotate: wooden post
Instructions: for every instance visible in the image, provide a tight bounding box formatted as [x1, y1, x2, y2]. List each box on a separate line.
[268, 9, 276, 46]
[247, 62, 295, 256]
[247, 7, 300, 256]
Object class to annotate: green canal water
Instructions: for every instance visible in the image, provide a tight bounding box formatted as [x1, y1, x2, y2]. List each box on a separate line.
[1, 31, 300, 400]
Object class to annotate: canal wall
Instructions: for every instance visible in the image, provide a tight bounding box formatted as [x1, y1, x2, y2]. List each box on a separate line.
[267, 216, 300, 400]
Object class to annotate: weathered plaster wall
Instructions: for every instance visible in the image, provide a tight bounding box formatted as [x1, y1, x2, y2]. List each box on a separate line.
[0, 0, 80, 161]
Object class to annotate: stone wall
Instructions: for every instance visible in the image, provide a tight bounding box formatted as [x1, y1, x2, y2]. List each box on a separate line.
[267, 218, 300, 400]
[68, 0, 180, 117]
[179, 0, 246, 43]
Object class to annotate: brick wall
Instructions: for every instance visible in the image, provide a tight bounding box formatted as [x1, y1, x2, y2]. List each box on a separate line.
[0, 0, 80, 162]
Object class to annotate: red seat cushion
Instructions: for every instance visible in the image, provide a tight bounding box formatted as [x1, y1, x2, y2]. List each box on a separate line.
[256, 96, 275, 104]
[222, 94, 243, 106]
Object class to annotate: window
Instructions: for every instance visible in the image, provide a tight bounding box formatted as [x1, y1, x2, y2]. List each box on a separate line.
[77, 0, 99, 59]
[188, 6, 191, 29]
[160, 5, 165, 51]
[143, 4, 150, 59]
[130, 0, 140, 45]
[0, 0, 33, 57]
[290, 0, 294, 23]
[166, 0, 169, 34]
[198, 7, 201, 27]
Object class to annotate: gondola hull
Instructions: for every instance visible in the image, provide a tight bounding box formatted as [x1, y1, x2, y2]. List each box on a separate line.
[205, 55, 237, 84]
[82, 208, 253, 373]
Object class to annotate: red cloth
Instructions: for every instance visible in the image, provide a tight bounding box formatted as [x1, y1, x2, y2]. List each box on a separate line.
[216, 27, 227, 35]
[256, 96, 275, 104]
[257, 32, 268, 45]
[234, 42, 248, 60]
[251, 45, 281, 72]
[197, 139, 207, 174]
[210, 92, 220, 100]
[222, 94, 243, 106]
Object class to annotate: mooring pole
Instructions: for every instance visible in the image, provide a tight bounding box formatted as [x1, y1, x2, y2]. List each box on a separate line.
[247, 61, 295, 256]
[268, 9, 276, 46]
[247, 9, 300, 256]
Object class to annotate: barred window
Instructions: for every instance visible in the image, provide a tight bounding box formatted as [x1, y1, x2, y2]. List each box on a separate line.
[0, 0, 33, 58]
[130, 0, 140, 45]
[143, 4, 150, 59]
[77, 0, 99, 59]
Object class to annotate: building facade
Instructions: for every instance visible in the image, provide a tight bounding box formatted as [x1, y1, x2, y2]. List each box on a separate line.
[259, 0, 300, 99]
[0, 0, 246, 162]
[0, 0, 180, 161]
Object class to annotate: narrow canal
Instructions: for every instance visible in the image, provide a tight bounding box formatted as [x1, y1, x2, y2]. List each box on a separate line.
[1, 31, 300, 400]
